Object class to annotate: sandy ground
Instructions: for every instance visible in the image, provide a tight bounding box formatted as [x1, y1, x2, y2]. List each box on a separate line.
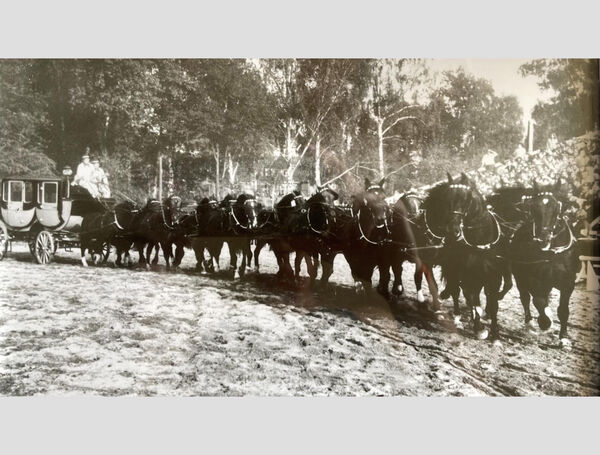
[0, 243, 598, 396]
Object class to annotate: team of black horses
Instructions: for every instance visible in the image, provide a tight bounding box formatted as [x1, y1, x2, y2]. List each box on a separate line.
[79, 173, 580, 347]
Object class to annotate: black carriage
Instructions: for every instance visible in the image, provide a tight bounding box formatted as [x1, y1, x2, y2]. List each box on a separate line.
[0, 172, 115, 264]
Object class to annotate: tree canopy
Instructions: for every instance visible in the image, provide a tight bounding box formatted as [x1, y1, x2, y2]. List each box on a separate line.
[3, 58, 584, 201]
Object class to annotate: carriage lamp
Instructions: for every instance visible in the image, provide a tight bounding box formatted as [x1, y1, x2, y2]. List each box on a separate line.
[62, 166, 72, 198]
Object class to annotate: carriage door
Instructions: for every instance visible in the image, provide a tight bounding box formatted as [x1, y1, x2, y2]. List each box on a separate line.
[36, 181, 62, 228]
[2, 180, 36, 228]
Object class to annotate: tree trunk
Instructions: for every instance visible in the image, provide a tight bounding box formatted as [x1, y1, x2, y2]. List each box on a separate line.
[158, 154, 163, 201]
[314, 134, 322, 187]
[214, 146, 220, 200]
[167, 155, 174, 196]
[377, 118, 385, 178]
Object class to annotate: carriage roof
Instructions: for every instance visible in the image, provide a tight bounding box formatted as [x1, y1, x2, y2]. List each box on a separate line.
[1, 175, 62, 183]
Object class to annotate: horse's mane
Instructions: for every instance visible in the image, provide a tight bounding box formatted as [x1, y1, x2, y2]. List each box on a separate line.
[423, 182, 449, 211]
[276, 191, 302, 209]
[220, 194, 236, 207]
[236, 193, 255, 204]
[307, 191, 326, 205]
[319, 187, 339, 201]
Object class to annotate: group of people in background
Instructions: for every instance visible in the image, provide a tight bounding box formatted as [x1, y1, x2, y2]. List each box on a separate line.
[72, 148, 111, 198]
[471, 131, 599, 230]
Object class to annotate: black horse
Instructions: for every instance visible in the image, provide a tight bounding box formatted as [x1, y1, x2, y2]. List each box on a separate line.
[220, 193, 262, 279]
[508, 180, 579, 346]
[79, 200, 139, 267]
[389, 192, 447, 310]
[190, 196, 225, 273]
[263, 188, 341, 286]
[423, 173, 512, 341]
[486, 185, 533, 232]
[130, 196, 182, 269]
[339, 178, 394, 296]
[252, 191, 304, 279]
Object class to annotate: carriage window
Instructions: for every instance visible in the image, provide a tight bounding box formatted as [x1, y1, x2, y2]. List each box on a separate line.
[43, 182, 58, 204]
[1, 181, 7, 202]
[24, 181, 33, 203]
[9, 181, 24, 202]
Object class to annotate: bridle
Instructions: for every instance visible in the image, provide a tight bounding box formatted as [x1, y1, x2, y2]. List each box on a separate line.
[531, 192, 572, 253]
[437, 183, 503, 250]
[195, 199, 218, 225]
[356, 195, 392, 245]
[229, 198, 265, 230]
[306, 201, 333, 235]
[113, 204, 139, 231]
[161, 197, 181, 230]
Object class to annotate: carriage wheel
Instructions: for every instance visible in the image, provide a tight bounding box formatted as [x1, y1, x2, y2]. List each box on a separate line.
[0, 221, 8, 261]
[101, 242, 111, 263]
[34, 230, 55, 265]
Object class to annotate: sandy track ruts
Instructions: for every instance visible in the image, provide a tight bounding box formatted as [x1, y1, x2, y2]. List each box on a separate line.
[1, 244, 598, 396]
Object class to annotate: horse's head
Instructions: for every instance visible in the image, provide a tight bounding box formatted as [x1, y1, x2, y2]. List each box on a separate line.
[400, 192, 422, 218]
[353, 177, 391, 242]
[531, 179, 564, 250]
[305, 186, 340, 232]
[234, 193, 261, 230]
[220, 194, 237, 208]
[114, 200, 140, 229]
[488, 185, 532, 222]
[163, 195, 182, 224]
[423, 172, 478, 241]
[277, 191, 305, 209]
[197, 196, 219, 215]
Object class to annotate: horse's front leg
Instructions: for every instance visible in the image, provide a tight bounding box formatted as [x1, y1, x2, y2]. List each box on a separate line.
[294, 251, 303, 278]
[320, 252, 335, 287]
[161, 241, 171, 269]
[422, 263, 441, 311]
[391, 258, 404, 296]
[305, 252, 318, 286]
[173, 242, 185, 268]
[80, 240, 88, 267]
[557, 284, 574, 347]
[229, 242, 239, 279]
[136, 241, 148, 268]
[377, 264, 391, 299]
[254, 239, 265, 272]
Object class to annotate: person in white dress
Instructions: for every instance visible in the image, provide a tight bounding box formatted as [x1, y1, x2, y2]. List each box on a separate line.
[72, 151, 99, 197]
[92, 158, 111, 198]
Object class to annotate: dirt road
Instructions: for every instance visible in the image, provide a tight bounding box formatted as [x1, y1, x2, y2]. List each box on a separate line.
[1, 244, 598, 396]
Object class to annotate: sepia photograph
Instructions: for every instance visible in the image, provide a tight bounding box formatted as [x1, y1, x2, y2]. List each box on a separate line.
[1, 57, 598, 397]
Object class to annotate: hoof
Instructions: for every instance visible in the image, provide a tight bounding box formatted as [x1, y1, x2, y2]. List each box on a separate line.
[474, 306, 484, 318]
[393, 284, 403, 295]
[476, 328, 489, 340]
[254, 266, 260, 274]
[434, 311, 445, 321]
[354, 281, 365, 293]
[538, 314, 553, 331]
[453, 315, 462, 325]
[559, 338, 571, 348]
[417, 290, 425, 303]
[526, 319, 537, 330]
[233, 269, 240, 279]
[492, 339, 503, 348]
